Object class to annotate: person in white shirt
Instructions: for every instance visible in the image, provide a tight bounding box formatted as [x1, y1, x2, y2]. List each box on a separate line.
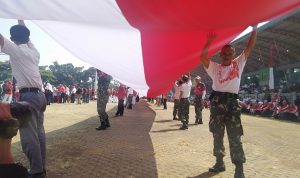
[179, 73, 192, 130]
[0, 20, 47, 178]
[173, 79, 182, 120]
[45, 82, 53, 105]
[70, 86, 77, 103]
[201, 25, 257, 178]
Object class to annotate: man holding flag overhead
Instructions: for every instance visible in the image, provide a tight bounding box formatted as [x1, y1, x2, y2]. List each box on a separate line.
[201, 25, 257, 178]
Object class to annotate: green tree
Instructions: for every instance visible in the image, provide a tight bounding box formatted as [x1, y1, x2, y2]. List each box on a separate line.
[0, 60, 12, 81]
[39, 65, 55, 84]
[49, 61, 82, 86]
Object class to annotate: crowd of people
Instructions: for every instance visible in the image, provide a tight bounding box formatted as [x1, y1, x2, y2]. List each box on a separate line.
[239, 94, 299, 121]
[44, 83, 95, 105]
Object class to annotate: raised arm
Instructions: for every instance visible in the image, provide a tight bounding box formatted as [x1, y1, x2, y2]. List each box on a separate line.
[200, 33, 216, 68]
[244, 25, 258, 59]
[18, 20, 26, 26]
[188, 72, 191, 81]
[0, 34, 3, 48]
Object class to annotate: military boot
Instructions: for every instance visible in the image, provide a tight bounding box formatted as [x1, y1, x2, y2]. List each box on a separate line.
[195, 117, 199, 125]
[179, 122, 188, 130]
[96, 122, 107, 130]
[234, 164, 245, 178]
[209, 157, 225, 172]
[198, 118, 203, 124]
[106, 119, 111, 128]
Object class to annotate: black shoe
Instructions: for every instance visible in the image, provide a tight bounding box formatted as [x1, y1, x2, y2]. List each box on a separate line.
[209, 163, 226, 173]
[173, 117, 178, 120]
[106, 121, 111, 128]
[28, 172, 46, 178]
[179, 125, 188, 130]
[96, 123, 107, 130]
[198, 120, 203, 124]
[234, 164, 245, 178]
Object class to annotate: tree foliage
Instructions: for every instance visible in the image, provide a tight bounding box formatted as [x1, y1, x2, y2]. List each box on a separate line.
[0, 61, 12, 81]
[0, 60, 97, 87]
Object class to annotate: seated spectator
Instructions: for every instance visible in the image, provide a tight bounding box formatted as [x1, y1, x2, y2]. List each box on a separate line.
[277, 99, 289, 119]
[295, 95, 300, 119]
[279, 103, 299, 121]
[250, 100, 260, 115]
[259, 100, 273, 117]
[238, 98, 250, 114]
[272, 103, 282, 119]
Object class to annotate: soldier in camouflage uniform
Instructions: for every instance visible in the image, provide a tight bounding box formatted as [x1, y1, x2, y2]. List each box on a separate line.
[179, 73, 192, 130]
[200, 25, 257, 178]
[194, 76, 206, 124]
[96, 70, 112, 130]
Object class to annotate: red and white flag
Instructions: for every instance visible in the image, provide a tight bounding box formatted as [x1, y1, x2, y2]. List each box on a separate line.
[0, 0, 299, 96]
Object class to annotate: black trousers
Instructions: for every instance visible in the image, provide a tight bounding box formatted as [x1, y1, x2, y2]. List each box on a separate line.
[116, 99, 124, 116]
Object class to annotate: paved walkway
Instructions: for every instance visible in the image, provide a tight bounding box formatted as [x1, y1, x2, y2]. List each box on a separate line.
[12, 100, 300, 178]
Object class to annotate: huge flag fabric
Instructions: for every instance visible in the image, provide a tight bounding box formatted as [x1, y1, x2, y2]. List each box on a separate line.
[0, 0, 299, 96]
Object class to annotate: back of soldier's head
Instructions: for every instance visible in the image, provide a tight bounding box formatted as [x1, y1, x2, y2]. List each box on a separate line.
[10, 25, 30, 44]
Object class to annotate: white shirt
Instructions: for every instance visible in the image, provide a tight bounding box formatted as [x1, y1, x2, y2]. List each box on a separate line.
[204, 52, 246, 94]
[1, 38, 43, 89]
[71, 87, 77, 94]
[45, 83, 53, 92]
[174, 82, 181, 100]
[65, 87, 70, 95]
[127, 87, 133, 95]
[180, 80, 192, 98]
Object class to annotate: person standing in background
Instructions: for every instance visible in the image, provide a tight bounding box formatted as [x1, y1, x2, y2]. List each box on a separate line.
[115, 84, 127, 117]
[194, 76, 206, 124]
[96, 70, 112, 130]
[179, 73, 192, 130]
[173, 79, 182, 120]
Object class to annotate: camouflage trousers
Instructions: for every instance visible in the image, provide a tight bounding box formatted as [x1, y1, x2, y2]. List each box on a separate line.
[179, 98, 190, 125]
[209, 95, 246, 164]
[194, 96, 204, 120]
[97, 97, 109, 123]
[173, 99, 180, 118]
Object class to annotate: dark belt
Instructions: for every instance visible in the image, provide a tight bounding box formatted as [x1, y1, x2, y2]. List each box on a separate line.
[20, 87, 40, 94]
[210, 90, 238, 100]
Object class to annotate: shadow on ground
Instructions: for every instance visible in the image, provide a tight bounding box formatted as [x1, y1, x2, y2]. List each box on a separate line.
[12, 101, 158, 178]
[187, 171, 218, 178]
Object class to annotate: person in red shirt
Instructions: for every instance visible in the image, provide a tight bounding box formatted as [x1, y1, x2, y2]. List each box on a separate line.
[260, 101, 273, 117]
[59, 84, 66, 103]
[281, 103, 299, 121]
[2, 81, 13, 104]
[115, 85, 127, 117]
